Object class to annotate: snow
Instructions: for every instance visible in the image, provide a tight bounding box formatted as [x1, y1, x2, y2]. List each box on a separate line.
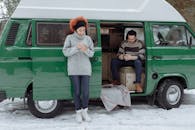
[1, 90, 195, 130]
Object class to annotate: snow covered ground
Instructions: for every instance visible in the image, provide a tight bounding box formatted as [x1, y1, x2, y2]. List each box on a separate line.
[0, 90, 195, 130]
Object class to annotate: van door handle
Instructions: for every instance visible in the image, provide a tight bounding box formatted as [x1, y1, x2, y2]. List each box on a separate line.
[18, 57, 32, 60]
[152, 56, 162, 60]
[90, 57, 98, 62]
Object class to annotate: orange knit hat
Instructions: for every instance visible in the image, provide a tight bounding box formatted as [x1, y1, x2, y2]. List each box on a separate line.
[69, 16, 88, 33]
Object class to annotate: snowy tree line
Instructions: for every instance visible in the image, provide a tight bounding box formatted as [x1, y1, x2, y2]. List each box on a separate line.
[0, 0, 20, 18]
[0, 0, 20, 35]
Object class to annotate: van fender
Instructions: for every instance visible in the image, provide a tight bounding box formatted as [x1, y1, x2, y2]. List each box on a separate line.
[147, 73, 187, 106]
[156, 73, 188, 90]
[24, 80, 33, 97]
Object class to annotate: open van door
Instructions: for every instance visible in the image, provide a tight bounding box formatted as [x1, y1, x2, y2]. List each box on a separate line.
[87, 21, 102, 98]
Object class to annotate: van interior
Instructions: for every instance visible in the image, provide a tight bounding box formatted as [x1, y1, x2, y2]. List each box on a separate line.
[100, 22, 145, 92]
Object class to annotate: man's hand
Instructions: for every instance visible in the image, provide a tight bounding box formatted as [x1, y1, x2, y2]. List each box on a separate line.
[124, 54, 138, 61]
[118, 54, 124, 60]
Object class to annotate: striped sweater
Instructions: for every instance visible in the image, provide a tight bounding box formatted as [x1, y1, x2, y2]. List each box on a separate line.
[118, 40, 145, 60]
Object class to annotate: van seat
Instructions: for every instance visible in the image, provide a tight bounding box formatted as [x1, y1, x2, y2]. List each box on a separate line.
[120, 66, 145, 91]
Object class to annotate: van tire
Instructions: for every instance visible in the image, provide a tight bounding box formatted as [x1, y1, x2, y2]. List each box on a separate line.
[27, 91, 63, 118]
[157, 79, 183, 109]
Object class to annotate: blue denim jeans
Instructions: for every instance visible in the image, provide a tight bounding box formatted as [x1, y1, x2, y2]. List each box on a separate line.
[70, 75, 90, 110]
[111, 58, 142, 83]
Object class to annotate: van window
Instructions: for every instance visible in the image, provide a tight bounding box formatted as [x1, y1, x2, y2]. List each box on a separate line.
[37, 22, 70, 46]
[36, 22, 98, 46]
[152, 25, 187, 46]
[87, 23, 98, 47]
[5, 22, 20, 46]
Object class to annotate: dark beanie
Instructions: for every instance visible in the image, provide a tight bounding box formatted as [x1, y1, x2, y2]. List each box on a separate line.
[73, 21, 86, 30]
[126, 30, 137, 39]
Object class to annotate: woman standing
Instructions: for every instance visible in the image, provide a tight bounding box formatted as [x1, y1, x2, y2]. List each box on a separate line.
[62, 16, 94, 123]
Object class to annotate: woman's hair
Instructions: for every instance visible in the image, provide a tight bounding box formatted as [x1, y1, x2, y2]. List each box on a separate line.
[69, 16, 88, 33]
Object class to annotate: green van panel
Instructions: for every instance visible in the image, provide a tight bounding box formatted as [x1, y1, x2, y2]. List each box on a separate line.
[0, 19, 32, 98]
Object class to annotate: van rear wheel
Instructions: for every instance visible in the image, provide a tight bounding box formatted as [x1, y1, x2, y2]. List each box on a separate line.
[157, 79, 183, 109]
[27, 91, 63, 118]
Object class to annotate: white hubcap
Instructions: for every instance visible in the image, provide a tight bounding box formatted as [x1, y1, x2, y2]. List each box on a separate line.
[166, 85, 181, 105]
[34, 100, 58, 113]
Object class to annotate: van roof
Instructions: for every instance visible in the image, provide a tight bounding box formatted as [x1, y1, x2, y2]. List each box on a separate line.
[12, 0, 186, 22]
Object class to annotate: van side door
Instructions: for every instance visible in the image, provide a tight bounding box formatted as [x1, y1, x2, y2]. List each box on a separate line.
[183, 24, 195, 89]
[149, 22, 195, 89]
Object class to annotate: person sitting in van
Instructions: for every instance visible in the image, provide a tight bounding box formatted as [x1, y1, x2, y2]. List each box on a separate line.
[111, 30, 145, 92]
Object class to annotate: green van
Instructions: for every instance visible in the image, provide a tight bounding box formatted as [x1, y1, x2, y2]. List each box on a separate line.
[0, 0, 195, 118]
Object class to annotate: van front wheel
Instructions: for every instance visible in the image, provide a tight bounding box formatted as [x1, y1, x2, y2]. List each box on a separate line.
[157, 79, 183, 109]
[27, 91, 63, 118]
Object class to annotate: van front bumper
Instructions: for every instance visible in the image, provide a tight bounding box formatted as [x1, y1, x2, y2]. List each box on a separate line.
[0, 91, 6, 102]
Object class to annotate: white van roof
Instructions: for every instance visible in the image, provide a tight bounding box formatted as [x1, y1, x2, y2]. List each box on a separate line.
[12, 0, 186, 22]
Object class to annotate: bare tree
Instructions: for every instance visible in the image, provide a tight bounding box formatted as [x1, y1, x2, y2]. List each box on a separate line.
[1, 0, 20, 18]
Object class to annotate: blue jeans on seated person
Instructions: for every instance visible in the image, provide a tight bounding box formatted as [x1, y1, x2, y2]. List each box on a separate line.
[111, 58, 142, 83]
